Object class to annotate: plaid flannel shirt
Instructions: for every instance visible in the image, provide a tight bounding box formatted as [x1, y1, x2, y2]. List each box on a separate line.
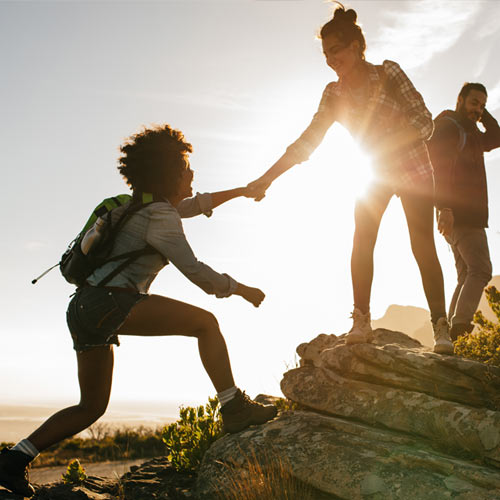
[285, 60, 434, 192]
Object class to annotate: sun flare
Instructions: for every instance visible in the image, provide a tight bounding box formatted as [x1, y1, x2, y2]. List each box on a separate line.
[309, 125, 375, 202]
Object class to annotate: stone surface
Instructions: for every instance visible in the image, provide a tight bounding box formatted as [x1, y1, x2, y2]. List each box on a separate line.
[196, 411, 500, 500]
[196, 329, 500, 499]
[296, 329, 500, 410]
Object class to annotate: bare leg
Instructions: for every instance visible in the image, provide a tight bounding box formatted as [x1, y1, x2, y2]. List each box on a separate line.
[400, 191, 446, 322]
[117, 294, 235, 392]
[28, 346, 114, 452]
[351, 185, 392, 313]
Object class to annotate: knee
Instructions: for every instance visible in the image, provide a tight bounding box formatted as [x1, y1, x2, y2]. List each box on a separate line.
[410, 237, 438, 266]
[468, 260, 492, 285]
[78, 400, 108, 423]
[192, 311, 221, 338]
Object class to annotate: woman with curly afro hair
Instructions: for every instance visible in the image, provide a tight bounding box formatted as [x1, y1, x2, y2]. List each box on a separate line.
[248, 3, 452, 355]
[0, 124, 277, 498]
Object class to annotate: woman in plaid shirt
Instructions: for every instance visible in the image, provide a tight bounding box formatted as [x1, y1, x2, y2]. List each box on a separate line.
[249, 4, 453, 354]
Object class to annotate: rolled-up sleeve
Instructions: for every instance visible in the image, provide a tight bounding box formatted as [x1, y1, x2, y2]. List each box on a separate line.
[285, 82, 338, 164]
[146, 205, 237, 297]
[383, 60, 434, 141]
[176, 192, 213, 218]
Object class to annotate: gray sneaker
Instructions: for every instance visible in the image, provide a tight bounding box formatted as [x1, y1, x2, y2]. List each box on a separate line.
[433, 317, 454, 355]
[346, 308, 373, 345]
[0, 447, 35, 497]
[220, 390, 277, 434]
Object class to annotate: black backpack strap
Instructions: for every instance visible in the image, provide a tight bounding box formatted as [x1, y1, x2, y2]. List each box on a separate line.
[96, 245, 159, 287]
[93, 199, 168, 286]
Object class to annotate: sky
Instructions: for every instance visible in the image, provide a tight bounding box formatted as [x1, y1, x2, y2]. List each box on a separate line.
[1, 0, 500, 410]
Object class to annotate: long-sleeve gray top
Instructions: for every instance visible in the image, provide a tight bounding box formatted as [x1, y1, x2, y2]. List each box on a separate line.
[86, 192, 238, 296]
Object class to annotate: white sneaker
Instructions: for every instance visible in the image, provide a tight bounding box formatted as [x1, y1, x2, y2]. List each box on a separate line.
[346, 308, 372, 345]
[433, 317, 454, 355]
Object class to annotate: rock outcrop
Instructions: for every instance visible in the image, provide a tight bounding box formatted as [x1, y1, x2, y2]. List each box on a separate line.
[196, 329, 500, 499]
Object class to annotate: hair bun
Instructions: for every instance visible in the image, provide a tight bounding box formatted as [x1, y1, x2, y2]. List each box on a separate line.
[332, 5, 357, 24]
[344, 9, 357, 24]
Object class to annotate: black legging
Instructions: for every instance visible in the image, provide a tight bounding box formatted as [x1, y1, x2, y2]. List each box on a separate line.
[351, 180, 446, 323]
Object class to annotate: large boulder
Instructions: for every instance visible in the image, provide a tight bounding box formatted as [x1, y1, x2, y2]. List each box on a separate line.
[196, 411, 500, 500]
[196, 329, 500, 499]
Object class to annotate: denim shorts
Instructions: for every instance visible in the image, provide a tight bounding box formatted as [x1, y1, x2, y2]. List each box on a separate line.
[66, 286, 147, 352]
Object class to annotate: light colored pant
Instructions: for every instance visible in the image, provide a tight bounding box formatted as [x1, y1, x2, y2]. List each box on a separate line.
[446, 226, 492, 327]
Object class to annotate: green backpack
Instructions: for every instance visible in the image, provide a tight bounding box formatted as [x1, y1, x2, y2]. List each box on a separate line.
[33, 193, 161, 287]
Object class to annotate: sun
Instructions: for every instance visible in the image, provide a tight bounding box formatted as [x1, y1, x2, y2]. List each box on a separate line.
[308, 124, 375, 203]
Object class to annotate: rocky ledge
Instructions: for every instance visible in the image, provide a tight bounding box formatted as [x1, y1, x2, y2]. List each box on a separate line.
[196, 329, 500, 500]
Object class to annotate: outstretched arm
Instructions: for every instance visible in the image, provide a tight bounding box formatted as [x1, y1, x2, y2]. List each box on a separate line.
[247, 154, 297, 200]
[248, 82, 338, 200]
[148, 204, 265, 306]
[177, 187, 254, 218]
[210, 186, 254, 209]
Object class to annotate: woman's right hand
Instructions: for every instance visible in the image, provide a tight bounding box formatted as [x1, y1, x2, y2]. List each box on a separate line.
[235, 283, 265, 307]
[246, 177, 272, 201]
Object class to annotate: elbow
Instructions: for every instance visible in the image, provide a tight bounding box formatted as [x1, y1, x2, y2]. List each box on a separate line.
[415, 120, 434, 142]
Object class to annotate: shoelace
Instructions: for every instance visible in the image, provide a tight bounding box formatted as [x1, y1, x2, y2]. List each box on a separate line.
[241, 391, 264, 408]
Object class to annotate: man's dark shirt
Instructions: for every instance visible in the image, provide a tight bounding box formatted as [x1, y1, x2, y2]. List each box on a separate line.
[428, 109, 500, 227]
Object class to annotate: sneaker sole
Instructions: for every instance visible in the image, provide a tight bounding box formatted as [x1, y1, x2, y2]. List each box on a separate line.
[0, 476, 35, 498]
[223, 408, 278, 434]
[433, 344, 454, 355]
[346, 334, 373, 345]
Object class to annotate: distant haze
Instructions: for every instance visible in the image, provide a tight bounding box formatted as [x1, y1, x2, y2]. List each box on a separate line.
[373, 275, 500, 347]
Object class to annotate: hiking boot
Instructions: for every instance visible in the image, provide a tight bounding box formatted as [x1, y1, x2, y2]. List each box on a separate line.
[433, 317, 454, 355]
[220, 390, 277, 434]
[0, 447, 35, 497]
[450, 322, 473, 342]
[346, 308, 373, 345]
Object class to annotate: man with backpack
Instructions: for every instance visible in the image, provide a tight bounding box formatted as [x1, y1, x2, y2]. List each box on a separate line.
[429, 83, 500, 342]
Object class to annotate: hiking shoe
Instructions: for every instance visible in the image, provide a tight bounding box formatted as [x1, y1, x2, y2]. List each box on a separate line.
[450, 322, 473, 342]
[0, 447, 35, 497]
[220, 390, 277, 434]
[346, 308, 373, 345]
[433, 317, 454, 355]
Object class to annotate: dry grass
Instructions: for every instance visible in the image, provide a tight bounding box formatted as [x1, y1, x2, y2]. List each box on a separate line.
[213, 449, 318, 500]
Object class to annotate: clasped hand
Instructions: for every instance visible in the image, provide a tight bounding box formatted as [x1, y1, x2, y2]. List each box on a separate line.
[243, 177, 272, 201]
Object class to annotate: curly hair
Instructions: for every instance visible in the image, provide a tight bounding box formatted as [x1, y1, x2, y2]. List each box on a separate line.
[319, 3, 366, 60]
[118, 124, 193, 197]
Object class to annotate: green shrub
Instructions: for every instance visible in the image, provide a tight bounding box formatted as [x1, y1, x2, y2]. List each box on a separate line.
[455, 286, 500, 365]
[274, 397, 299, 413]
[62, 458, 87, 485]
[162, 396, 223, 472]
